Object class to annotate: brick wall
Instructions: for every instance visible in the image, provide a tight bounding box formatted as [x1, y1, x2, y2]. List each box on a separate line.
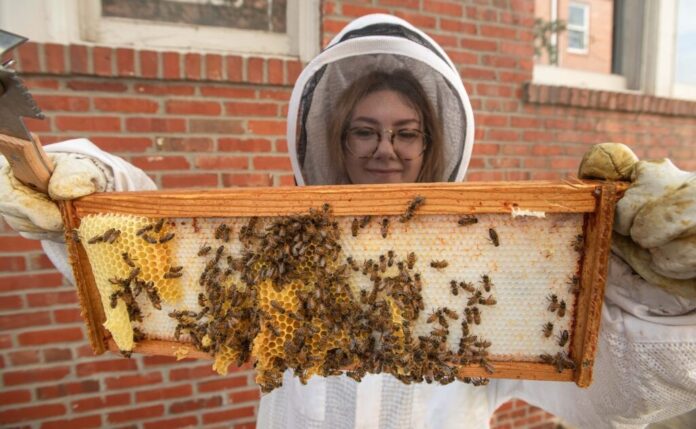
[1, 1, 695, 428]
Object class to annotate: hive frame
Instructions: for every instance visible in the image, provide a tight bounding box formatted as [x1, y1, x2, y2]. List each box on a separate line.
[61, 180, 621, 387]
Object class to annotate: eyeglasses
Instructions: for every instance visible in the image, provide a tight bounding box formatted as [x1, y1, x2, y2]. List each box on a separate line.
[343, 127, 427, 161]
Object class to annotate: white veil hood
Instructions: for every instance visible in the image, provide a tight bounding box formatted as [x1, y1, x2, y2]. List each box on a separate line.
[287, 14, 475, 186]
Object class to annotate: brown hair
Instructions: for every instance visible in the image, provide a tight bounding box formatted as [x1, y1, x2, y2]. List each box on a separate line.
[327, 69, 444, 183]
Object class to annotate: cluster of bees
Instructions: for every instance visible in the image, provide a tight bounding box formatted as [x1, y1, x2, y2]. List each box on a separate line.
[85, 196, 580, 389]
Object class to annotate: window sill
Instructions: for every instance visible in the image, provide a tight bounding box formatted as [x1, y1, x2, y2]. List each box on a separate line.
[523, 83, 696, 118]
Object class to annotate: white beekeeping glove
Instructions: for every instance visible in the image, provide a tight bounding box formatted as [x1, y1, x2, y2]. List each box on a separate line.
[579, 143, 696, 299]
[0, 152, 114, 242]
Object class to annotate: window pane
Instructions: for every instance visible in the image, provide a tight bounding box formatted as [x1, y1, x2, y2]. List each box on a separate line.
[568, 30, 585, 50]
[675, 0, 696, 84]
[568, 5, 585, 26]
[101, 0, 287, 33]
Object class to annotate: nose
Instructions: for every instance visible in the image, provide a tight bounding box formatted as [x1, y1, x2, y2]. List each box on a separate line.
[372, 130, 398, 159]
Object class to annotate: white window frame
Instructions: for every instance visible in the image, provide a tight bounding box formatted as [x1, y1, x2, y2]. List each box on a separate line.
[532, 0, 695, 101]
[566, 2, 589, 54]
[0, 0, 320, 61]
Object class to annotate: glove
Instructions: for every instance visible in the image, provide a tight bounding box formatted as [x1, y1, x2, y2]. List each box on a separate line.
[0, 152, 114, 242]
[579, 143, 696, 298]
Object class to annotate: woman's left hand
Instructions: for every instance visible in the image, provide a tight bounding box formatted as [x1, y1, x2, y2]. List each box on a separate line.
[579, 143, 696, 299]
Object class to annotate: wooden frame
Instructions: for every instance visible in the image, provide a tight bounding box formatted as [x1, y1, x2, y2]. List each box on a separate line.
[61, 180, 622, 387]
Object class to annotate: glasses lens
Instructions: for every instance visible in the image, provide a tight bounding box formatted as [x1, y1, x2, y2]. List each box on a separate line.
[393, 129, 425, 160]
[346, 127, 426, 160]
[346, 127, 379, 158]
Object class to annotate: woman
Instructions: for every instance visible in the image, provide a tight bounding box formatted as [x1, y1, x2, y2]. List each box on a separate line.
[1, 13, 694, 429]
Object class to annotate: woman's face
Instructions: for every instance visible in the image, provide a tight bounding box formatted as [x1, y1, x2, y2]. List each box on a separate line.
[343, 89, 424, 184]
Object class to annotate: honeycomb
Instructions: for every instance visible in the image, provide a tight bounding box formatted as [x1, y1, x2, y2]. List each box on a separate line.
[78, 214, 182, 353]
[77, 201, 584, 389]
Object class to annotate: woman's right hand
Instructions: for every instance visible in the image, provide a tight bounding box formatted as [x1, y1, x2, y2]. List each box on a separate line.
[0, 152, 113, 242]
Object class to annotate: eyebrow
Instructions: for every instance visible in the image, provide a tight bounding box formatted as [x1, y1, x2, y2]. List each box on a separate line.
[351, 116, 421, 127]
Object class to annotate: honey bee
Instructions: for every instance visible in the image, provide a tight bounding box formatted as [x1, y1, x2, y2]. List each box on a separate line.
[431, 327, 449, 338]
[136, 224, 153, 236]
[557, 329, 569, 347]
[450, 280, 459, 295]
[351, 218, 359, 237]
[265, 321, 281, 337]
[122, 252, 135, 268]
[540, 353, 555, 364]
[426, 310, 440, 324]
[380, 218, 390, 238]
[132, 327, 146, 342]
[567, 274, 580, 293]
[470, 377, 489, 386]
[359, 215, 372, 228]
[87, 234, 104, 244]
[153, 218, 165, 233]
[542, 322, 554, 338]
[399, 195, 425, 223]
[379, 255, 387, 273]
[198, 244, 212, 256]
[488, 228, 500, 247]
[406, 252, 417, 270]
[164, 271, 183, 279]
[472, 307, 481, 325]
[467, 290, 482, 306]
[270, 300, 286, 314]
[572, 234, 584, 252]
[464, 307, 473, 324]
[547, 294, 560, 312]
[459, 281, 475, 293]
[480, 275, 493, 292]
[69, 229, 81, 243]
[558, 300, 567, 318]
[430, 260, 448, 269]
[141, 233, 158, 244]
[104, 228, 121, 244]
[458, 215, 478, 226]
[347, 257, 359, 271]
[479, 295, 497, 306]
[158, 232, 175, 244]
[215, 223, 230, 242]
[442, 307, 458, 320]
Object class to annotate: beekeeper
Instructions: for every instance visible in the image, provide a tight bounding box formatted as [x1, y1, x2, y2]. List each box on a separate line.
[1, 14, 694, 429]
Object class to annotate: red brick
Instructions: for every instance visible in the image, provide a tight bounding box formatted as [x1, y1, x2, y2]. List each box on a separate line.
[0, 236, 43, 251]
[189, 119, 244, 134]
[134, 83, 195, 96]
[253, 156, 292, 171]
[278, 175, 296, 186]
[394, 11, 436, 28]
[511, 116, 542, 128]
[131, 156, 190, 171]
[142, 355, 187, 366]
[76, 359, 138, 376]
[93, 46, 113, 76]
[0, 272, 64, 292]
[324, 18, 349, 34]
[70, 45, 89, 74]
[140, 50, 159, 78]
[285, 60, 303, 84]
[55, 116, 121, 132]
[18, 42, 40, 72]
[67, 80, 127, 92]
[105, 372, 163, 390]
[23, 116, 51, 132]
[524, 131, 554, 143]
[33, 95, 90, 111]
[3, 366, 70, 385]
[247, 57, 264, 84]
[94, 97, 159, 113]
[481, 25, 519, 40]
[157, 137, 213, 152]
[169, 396, 222, 414]
[29, 254, 55, 270]
[226, 55, 243, 81]
[27, 290, 78, 307]
[41, 415, 102, 429]
[219, 138, 272, 152]
[201, 86, 256, 98]
[342, 4, 389, 17]
[116, 48, 136, 76]
[462, 38, 499, 52]
[162, 52, 180, 79]
[185, 53, 202, 80]
[248, 120, 285, 135]
[0, 294, 23, 310]
[198, 376, 247, 392]
[474, 144, 501, 156]
[144, 416, 199, 429]
[234, 422, 257, 429]
[229, 388, 261, 403]
[71, 393, 131, 413]
[37, 380, 100, 400]
[43, 347, 73, 362]
[166, 100, 221, 115]
[424, 0, 463, 15]
[206, 54, 223, 80]
[0, 333, 12, 348]
[0, 388, 32, 405]
[487, 129, 520, 141]
[9, 350, 39, 366]
[202, 406, 255, 424]
[267, 58, 283, 85]
[17, 327, 83, 346]
[0, 403, 65, 424]
[23, 78, 60, 90]
[169, 364, 218, 381]
[0, 310, 51, 330]
[90, 137, 153, 153]
[550, 158, 578, 170]
[136, 384, 193, 402]
[108, 405, 164, 424]
[441, 18, 477, 34]
[532, 145, 562, 156]
[44, 43, 66, 73]
[222, 173, 273, 187]
[476, 114, 508, 127]
[196, 156, 248, 170]
[482, 54, 517, 68]
[126, 118, 186, 133]
[225, 102, 278, 117]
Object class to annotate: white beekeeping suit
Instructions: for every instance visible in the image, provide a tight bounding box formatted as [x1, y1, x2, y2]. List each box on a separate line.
[1, 13, 694, 429]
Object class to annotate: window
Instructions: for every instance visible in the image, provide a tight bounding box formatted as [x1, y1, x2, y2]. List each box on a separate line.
[673, 0, 696, 99]
[567, 3, 589, 53]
